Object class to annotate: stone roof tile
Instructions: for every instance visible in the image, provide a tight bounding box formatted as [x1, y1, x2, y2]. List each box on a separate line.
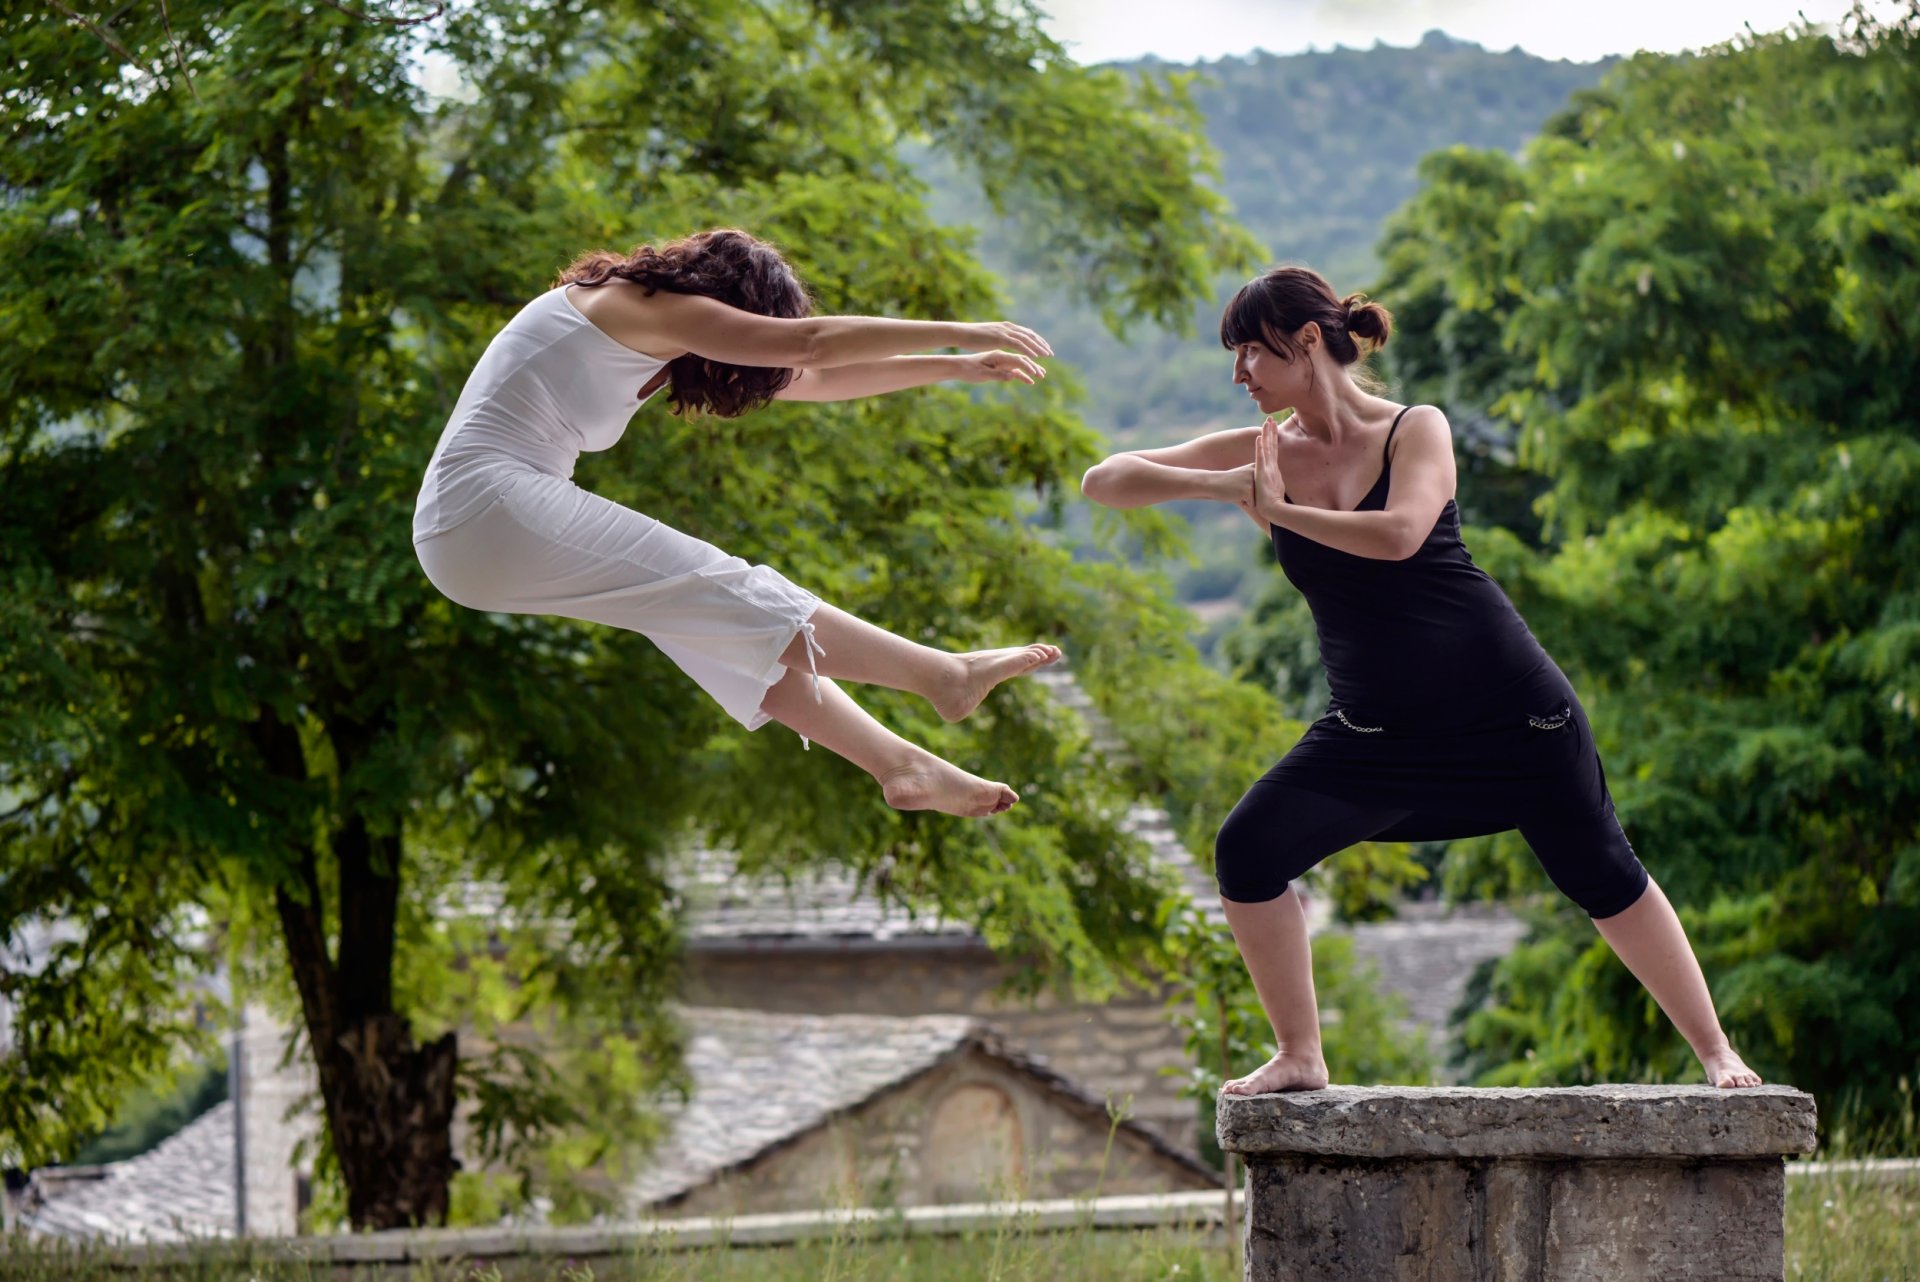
[628, 1009, 979, 1208]
[1341, 902, 1528, 1067]
[629, 1006, 1214, 1210]
[19, 1100, 235, 1243]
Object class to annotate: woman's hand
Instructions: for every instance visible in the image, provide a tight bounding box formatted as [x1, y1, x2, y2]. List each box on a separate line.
[1242, 417, 1286, 528]
[956, 351, 1047, 385]
[1220, 463, 1264, 529]
[951, 321, 1053, 359]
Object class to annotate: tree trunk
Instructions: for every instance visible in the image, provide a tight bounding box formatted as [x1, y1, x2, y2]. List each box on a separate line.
[327, 1015, 460, 1230]
[278, 870, 462, 1230]
[260, 702, 460, 1230]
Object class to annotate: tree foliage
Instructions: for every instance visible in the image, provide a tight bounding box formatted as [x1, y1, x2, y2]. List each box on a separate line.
[0, 0, 1273, 1223]
[1367, 4, 1920, 1130]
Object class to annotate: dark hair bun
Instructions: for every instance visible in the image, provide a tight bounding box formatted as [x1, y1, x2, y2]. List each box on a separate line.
[1341, 293, 1393, 347]
[1222, 268, 1390, 368]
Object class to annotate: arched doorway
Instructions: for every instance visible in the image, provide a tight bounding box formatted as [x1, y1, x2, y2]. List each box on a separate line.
[923, 1082, 1024, 1202]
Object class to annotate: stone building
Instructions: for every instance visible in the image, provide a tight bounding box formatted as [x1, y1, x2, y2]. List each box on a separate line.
[676, 803, 1217, 1154]
[673, 668, 1226, 1154]
[629, 1009, 1217, 1216]
[12, 1006, 1219, 1240]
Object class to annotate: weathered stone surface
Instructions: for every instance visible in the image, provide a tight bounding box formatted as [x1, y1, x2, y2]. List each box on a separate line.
[1226, 1086, 1812, 1282]
[1219, 1084, 1817, 1160]
[1542, 1160, 1785, 1282]
[1246, 1157, 1476, 1281]
[1243, 1156, 1788, 1282]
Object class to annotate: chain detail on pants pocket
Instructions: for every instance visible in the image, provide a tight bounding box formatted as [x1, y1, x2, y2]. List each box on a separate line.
[1527, 706, 1572, 731]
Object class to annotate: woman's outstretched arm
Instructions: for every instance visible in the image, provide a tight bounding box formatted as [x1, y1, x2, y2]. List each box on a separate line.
[577, 284, 1052, 368]
[1080, 425, 1260, 509]
[774, 352, 1044, 402]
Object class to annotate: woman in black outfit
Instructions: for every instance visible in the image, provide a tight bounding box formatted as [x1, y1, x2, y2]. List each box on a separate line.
[1081, 267, 1760, 1093]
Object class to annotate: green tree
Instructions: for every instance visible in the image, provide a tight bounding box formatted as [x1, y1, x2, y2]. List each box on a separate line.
[1366, 5, 1920, 1130]
[0, 0, 1266, 1226]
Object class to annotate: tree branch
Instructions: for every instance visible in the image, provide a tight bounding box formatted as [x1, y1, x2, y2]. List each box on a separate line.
[44, 0, 160, 82]
[0, 773, 76, 825]
[157, 0, 201, 104]
[313, 0, 445, 27]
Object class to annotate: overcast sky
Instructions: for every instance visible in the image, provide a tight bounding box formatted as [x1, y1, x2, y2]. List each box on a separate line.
[1038, 0, 1896, 64]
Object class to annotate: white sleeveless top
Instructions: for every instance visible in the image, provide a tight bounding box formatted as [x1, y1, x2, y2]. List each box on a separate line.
[413, 287, 667, 542]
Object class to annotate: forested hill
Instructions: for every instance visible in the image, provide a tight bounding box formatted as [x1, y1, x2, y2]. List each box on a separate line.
[925, 31, 1612, 436]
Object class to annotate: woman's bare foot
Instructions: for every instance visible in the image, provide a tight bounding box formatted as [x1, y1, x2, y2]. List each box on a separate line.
[1699, 1043, 1763, 1088]
[1222, 1050, 1330, 1096]
[931, 644, 1063, 722]
[878, 754, 1018, 818]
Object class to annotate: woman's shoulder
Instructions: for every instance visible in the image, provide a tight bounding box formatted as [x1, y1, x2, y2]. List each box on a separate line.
[1391, 402, 1451, 428]
[1386, 402, 1453, 450]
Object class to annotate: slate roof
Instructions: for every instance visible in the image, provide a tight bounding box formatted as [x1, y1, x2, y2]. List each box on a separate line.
[629, 1006, 1216, 1211]
[674, 848, 974, 945]
[16, 1007, 1214, 1240]
[15, 1100, 236, 1242]
[1343, 901, 1529, 1067]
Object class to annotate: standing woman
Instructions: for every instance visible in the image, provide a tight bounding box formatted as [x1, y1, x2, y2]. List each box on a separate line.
[415, 228, 1062, 819]
[1080, 267, 1761, 1091]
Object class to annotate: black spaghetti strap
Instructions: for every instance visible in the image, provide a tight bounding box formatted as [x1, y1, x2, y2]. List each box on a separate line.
[1382, 405, 1414, 460]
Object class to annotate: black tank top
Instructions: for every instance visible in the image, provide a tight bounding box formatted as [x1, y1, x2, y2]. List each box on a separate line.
[1271, 407, 1563, 729]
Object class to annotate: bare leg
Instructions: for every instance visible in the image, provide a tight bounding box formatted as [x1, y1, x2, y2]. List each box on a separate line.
[778, 603, 1061, 722]
[1591, 877, 1762, 1088]
[1219, 888, 1331, 1094]
[758, 668, 1016, 818]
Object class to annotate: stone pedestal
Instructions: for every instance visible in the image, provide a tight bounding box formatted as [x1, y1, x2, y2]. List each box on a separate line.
[1216, 1084, 1816, 1282]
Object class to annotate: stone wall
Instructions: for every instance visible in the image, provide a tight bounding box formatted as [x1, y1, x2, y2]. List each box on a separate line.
[1217, 1084, 1819, 1282]
[658, 1047, 1217, 1218]
[683, 946, 1196, 1151]
[234, 1003, 319, 1237]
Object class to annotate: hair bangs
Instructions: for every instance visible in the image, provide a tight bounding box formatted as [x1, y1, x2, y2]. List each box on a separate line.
[1219, 279, 1267, 350]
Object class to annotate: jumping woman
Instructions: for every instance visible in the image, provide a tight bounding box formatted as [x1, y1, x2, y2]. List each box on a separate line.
[1081, 266, 1761, 1091]
[414, 229, 1061, 819]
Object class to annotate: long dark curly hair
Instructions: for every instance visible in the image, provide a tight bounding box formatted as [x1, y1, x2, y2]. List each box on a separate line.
[556, 228, 814, 418]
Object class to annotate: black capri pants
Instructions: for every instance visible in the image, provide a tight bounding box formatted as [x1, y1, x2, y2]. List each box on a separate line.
[1214, 778, 1650, 921]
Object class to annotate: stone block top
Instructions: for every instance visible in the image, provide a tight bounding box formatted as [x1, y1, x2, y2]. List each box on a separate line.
[1217, 1084, 1817, 1161]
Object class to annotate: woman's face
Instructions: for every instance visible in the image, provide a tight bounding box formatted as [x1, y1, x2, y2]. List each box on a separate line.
[1231, 327, 1313, 416]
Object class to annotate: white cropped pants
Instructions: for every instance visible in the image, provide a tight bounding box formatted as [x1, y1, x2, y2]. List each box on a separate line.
[414, 465, 822, 730]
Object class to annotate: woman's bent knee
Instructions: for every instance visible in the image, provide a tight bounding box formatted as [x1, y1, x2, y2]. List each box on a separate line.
[1581, 861, 1651, 920]
[1214, 809, 1291, 903]
[1524, 818, 1651, 920]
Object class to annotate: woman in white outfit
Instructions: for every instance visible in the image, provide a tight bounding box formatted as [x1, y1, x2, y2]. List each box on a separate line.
[414, 229, 1061, 819]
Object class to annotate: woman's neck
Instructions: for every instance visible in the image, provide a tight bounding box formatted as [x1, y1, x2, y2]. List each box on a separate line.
[1288, 368, 1377, 444]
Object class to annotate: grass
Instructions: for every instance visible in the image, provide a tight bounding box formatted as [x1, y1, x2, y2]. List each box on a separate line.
[1, 1180, 1915, 1282]
[1786, 1169, 1920, 1282]
[3, 1159, 1913, 1280]
[0, 1221, 1234, 1282]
